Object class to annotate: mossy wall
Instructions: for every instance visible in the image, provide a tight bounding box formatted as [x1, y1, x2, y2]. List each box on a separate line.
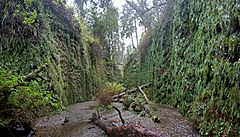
[0, 0, 102, 105]
[124, 0, 240, 136]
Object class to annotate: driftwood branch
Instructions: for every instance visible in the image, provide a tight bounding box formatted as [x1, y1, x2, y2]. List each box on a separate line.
[112, 83, 151, 101]
[105, 125, 168, 137]
[91, 108, 168, 137]
[23, 63, 48, 81]
[138, 86, 150, 104]
[112, 106, 125, 125]
[92, 118, 168, 137]
[136, 86, 161, 123]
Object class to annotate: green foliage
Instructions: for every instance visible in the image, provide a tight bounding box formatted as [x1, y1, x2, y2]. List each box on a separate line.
[94, 103, 112, 110]
[23, 9, 38, 25]
[0, 68, 63, 124]
[8, 80, 63, 114]
[86, 3, 123, 82]
[123, 94, 148, 117]
[0, 119, 5, 127]
[0, 69, 22, 87]
[104, 82, 126, 94]
[0, 0, 105, 106]
[124, 0, 240, 136]
[78, 17, 95, 45]
[11, 0, 39, 26]
[123, 95, 135, 108]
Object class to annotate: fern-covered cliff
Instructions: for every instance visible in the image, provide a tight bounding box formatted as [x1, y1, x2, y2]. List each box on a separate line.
[0, 0, 126, 129]
[0, 0, 105, 105]
[124, 0, 240, 136]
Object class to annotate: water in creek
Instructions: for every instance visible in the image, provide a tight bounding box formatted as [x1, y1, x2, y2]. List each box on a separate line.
[33, 101, 199, 137]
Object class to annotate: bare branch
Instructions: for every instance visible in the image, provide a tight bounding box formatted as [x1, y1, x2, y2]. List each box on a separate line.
[126, 2, 167, 24]
[138, 86, 150, 104]
[112, 106, 125, 125]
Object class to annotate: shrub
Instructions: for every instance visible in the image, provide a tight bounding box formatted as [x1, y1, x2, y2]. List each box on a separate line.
[97, 82, 125, 105]
[8, 81, 63, 121]
[0, 68, 63, 124]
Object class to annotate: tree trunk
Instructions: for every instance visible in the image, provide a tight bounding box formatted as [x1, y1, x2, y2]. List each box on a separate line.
[112, 83, 151, 101]
[131, 33, 135, 49]
[134, 19, 139, 45]
[93, 119, 168, 137]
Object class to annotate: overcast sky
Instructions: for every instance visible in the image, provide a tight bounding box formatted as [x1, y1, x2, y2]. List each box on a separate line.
[112, 0, 125, 11]
[66, 0, 125, 10]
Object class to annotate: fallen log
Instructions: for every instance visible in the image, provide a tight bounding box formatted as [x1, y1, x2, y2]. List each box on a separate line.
[93, 117, 168, 137]
[91, 106, 168, 137]
[105, 124, 168, 137]
[23, 63, 48, 81]
[112, 83, 151, 101]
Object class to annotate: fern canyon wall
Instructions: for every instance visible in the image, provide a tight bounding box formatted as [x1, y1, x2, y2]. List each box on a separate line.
[0, 0, 110, 105]
[124, 0, 240, 136]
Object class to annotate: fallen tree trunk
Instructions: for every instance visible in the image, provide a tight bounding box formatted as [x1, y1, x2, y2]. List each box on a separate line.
[23, 63, 48, 81]
[112, 83, 151, 101]
[93, 118, 168, 137]
[91, 106, 168, 137]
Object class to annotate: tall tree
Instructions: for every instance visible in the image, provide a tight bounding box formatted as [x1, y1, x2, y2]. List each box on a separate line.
[75, 0, 123, 80]
[120, 2, 137, 48]
[120, 0, 168, 48]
